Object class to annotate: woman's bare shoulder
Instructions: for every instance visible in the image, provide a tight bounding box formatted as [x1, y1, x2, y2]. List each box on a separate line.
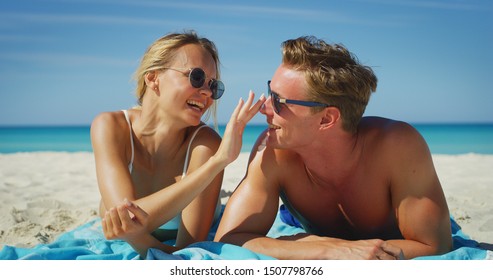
[90, 110, 129, 144]
[187, 124, 222, 154]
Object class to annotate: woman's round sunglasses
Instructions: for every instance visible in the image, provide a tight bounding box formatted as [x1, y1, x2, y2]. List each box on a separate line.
[267, 81, 330, 114]
[165, 68, 225, 100]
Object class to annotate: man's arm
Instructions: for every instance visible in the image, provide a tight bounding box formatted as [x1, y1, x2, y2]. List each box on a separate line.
[386, 122, 453, 259]
[214, 136, 283, 251]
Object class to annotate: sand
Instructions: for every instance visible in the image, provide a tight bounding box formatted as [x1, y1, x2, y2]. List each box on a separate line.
[1, 152, 492, 251]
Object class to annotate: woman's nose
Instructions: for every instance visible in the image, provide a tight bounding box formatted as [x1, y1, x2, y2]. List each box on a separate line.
[199, 82, 213, 98]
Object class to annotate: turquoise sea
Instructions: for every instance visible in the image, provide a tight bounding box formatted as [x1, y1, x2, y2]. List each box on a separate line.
[0, 123, 492, 154]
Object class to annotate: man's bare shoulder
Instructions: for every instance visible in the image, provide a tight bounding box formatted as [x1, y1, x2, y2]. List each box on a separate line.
[359, 117, 431, 161]
[360, 116, 413, 131]
[360, 117, 424, 144]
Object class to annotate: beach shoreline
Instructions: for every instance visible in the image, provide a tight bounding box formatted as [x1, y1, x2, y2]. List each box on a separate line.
[1, 152, 492, 250]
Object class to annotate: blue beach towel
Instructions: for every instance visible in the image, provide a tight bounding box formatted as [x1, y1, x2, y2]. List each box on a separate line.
[279, 205, 493, 260]
[0, 205, 272, 260]
[414, 218, 493, 260]
[1, 205, 491, 260]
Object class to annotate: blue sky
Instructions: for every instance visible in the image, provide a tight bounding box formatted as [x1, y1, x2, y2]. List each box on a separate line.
[0, 0, 492, 126]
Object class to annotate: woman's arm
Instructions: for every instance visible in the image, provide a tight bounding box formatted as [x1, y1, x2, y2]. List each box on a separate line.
[101, 92, 265, 252]
[91, 111, 137, 215]
[133, 92, 265, 231]
[102, 199, 176, 258]
[176, 136, 224, 246]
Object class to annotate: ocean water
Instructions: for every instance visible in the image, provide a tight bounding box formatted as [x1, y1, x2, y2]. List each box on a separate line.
[0, 123, 492, 155]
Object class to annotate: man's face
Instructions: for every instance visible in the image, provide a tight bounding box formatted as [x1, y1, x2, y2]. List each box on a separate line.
[261, 64, 325, 150]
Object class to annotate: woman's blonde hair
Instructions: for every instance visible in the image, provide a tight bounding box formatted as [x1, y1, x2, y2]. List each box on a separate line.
[133, 31, 221, 129]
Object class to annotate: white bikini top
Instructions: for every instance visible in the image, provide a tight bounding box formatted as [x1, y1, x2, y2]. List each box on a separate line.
[121, 110, 206, 177]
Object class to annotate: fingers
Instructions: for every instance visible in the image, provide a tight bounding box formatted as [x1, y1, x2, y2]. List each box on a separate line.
[109, 207, 122, 229]
[235, 91, 266, 124]
[101, 216, 109, 238]
[244, 92, 265, 121]
[227, 91, 262, 130]
[123, 199, 149, 223]
[381, 242, 404, 260]
[376, 250, 397, 260]
[102, 209, 117, 239]
[117, 204, 133, 228]
[238, 91, 255, 119]
[101, 199, 143, 240]
[370, 241, 402, 260]
[242, 90, 255, 109]
[228, 97, 244, 125]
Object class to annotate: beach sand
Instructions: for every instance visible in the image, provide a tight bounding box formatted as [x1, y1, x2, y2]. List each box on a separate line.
[1, 152, 492, 250]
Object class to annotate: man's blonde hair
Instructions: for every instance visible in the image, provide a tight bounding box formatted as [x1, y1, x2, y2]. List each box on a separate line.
[282, 36, 377, 133]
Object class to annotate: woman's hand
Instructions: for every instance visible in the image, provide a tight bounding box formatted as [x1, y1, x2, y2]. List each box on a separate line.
[102, 198, 150, 243]
[215, 91, 265, 165]
[102, 199, 177, 257]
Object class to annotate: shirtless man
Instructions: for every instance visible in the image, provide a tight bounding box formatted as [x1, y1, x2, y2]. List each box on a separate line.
[214, 36, 452, 259]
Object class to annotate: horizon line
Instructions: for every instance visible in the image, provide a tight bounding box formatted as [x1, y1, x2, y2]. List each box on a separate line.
[1, 121, 493, 128]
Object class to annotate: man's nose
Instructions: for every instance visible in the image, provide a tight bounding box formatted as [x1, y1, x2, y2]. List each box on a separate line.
[260, 95, 271, 115]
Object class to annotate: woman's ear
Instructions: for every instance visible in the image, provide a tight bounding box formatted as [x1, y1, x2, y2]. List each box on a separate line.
[320, 107, 340, 130]
[145, 71, 159, 94]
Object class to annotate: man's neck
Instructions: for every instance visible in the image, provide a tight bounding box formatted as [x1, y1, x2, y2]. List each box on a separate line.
[296, 129, 362, 187]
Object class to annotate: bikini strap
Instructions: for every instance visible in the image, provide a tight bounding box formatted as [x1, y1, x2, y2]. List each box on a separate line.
[121, 110, 135, 173]
[182, 125, 208, 178]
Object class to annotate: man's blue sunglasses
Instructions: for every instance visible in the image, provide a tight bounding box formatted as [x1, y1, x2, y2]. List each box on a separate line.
[268, 80, 329, 114]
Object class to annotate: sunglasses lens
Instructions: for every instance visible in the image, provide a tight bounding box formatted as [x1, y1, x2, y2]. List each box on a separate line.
[210, 80, 225, 100]
[189, 68, 224, 99]
[268, 81, 280, 114]
[189, 68, 206, 88]
[273, 94, 281, 114]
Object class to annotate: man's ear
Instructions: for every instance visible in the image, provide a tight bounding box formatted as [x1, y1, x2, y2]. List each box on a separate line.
[320, 107, 340, 130]
[145, 71, 159, 94]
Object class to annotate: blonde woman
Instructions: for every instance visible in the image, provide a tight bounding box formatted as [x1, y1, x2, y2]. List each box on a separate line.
[90, 31, 264, 257]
